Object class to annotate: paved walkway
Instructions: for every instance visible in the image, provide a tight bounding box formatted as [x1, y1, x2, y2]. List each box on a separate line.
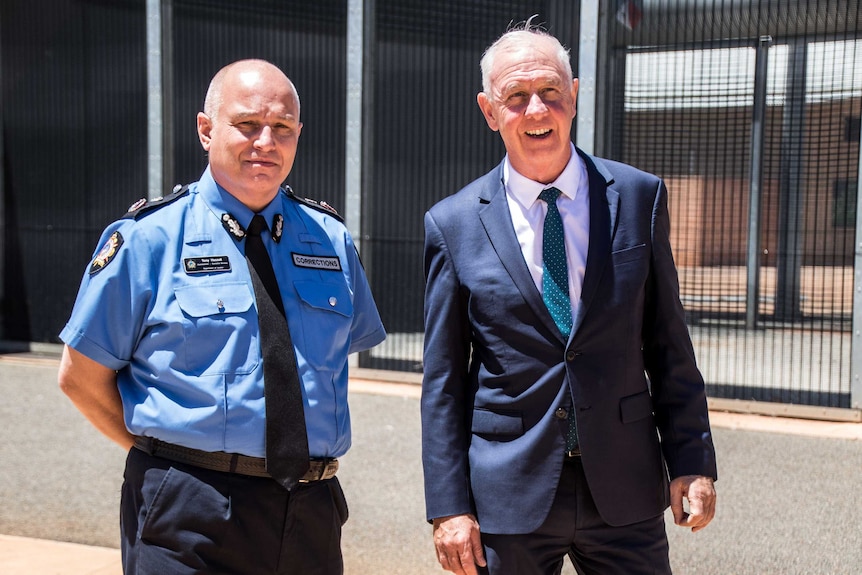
[0, 534, 120, 575]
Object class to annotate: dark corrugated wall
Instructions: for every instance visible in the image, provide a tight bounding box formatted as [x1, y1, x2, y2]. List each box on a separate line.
[365, 0, 580, 371]
[0, 0, 347, 344]
[171, 0, 347, 209]
[1, 0, 147, 343]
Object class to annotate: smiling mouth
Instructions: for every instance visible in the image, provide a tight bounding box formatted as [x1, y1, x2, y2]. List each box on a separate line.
[526, 129, 551, 137]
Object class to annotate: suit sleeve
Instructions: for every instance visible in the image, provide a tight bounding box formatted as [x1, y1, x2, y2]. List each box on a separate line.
[643, 181, 718, 481]
[421, 210, 475, 521]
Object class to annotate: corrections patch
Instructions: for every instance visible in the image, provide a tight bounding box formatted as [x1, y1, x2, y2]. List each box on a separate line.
[292, 253, 342, 271]
[89, 231, 124, 275]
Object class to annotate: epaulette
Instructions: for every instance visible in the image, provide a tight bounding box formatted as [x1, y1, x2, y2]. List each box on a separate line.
[284, 186, 344, 223]
[123, 184, 191, 220]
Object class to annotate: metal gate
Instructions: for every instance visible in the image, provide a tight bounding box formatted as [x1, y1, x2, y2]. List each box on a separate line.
[598, 0, 861, 414]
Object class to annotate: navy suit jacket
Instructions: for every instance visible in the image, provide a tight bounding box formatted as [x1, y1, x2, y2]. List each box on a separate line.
[421, 149, 717, 534]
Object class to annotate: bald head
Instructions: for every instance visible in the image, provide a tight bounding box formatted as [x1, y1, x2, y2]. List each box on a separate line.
[203, 59, 300, 120]
[196, 58, 303, 211]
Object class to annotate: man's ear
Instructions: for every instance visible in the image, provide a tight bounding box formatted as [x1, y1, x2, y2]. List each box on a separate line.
[477, 92, 499, 132]
[570, 78, 579, 119]
[197, 112, 212, 151]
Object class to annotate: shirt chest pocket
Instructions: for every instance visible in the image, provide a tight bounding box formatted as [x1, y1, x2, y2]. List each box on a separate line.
[293, 279, 354, 371]
[174, 282, 259, 376]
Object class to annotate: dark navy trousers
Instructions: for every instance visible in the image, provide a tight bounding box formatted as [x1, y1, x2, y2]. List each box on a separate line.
[121, 447, 348, 574]
[480, 457, 672, 575]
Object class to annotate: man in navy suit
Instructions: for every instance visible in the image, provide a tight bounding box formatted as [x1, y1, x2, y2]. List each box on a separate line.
[421, 23, 717, 575]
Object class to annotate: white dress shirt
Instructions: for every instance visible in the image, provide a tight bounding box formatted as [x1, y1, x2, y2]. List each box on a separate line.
[503, 144, 590, 324]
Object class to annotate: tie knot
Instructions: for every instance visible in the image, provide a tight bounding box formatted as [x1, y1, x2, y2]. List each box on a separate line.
[247, 214, 268, 238]
[539, 187, 561, 204]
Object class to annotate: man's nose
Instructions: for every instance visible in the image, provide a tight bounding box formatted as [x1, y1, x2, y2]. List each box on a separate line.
[254, 125, 275, 149]
[525, 93, 548, 117]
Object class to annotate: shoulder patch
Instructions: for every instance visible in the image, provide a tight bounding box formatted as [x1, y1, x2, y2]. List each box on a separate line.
[123, 184, 191, 220]
[89, 231, 124, 275]
[285, 186, 344, 223]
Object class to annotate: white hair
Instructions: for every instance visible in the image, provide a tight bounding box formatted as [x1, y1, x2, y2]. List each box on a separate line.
[479, 16, 573, 94]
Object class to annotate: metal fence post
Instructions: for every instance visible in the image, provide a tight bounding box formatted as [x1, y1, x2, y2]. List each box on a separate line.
[0, 4, 5, 338]
[146, 0, 163, 200]
[346, 0, 363, 250]
[347, 0, 373, 368]
[852, 88, 862, 411]
[746, 36, 771, 329]
[775, 39, 807, 322]
[576, 0, 600, 154]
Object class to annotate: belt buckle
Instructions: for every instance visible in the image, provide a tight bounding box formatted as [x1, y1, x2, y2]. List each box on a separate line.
[323, 458, 339, 480]
[298, 458, 339, 483]
[298, 462, 317, 484]
[566, 448, 581, 458]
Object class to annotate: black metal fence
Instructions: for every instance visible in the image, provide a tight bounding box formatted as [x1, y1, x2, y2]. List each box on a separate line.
[603, 0, 861, 408]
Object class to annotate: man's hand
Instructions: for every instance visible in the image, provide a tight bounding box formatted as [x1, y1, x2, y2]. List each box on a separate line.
[432, 514, 486, 575]
[669, 475, 716, 532]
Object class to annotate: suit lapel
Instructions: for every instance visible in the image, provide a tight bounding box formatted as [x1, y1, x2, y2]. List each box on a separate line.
[477, 168, 563, 341]
[572, 152, 619, 337]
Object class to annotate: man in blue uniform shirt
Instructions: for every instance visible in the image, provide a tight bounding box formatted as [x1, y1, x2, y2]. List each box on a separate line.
[58, 59, 386, 574]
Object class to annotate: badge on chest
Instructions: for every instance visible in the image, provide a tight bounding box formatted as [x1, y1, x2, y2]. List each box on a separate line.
[292, 253, 342, 271]
[183, 256, 232, 274]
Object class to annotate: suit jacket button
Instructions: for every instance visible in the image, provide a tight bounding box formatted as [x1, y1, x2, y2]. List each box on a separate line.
[554, 407, 569, 419]
[565, 350, 577, 361]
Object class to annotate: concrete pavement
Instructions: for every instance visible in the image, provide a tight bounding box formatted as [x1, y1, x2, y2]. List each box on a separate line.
[0, 534, 120, 575]
[1, 354, 861, 574]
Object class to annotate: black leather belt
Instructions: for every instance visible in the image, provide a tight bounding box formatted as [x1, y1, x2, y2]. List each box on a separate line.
[133, 436, 338, 483]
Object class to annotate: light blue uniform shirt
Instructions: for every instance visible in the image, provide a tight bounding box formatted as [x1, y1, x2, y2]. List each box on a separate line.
[60, 167, 386, 458]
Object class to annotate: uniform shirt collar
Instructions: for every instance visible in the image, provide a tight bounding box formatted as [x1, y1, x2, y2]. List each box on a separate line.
[503, 143, 584, 209]
[197, 166, 284, 235]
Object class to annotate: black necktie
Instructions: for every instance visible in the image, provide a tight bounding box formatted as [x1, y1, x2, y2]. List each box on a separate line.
[245, 214, 309, 489]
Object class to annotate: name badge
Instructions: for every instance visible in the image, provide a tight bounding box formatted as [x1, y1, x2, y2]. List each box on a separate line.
[292, 253, 342, 271]
[183, 256, 232, 274]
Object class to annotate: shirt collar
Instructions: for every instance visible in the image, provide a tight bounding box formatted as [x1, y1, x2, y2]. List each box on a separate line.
[197, 166, 284, 240]
[503, 143, 584, 208]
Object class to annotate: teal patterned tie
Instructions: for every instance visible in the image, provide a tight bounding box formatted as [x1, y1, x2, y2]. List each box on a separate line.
[539, 187, 572, 337]
[539, 187, 579, 454]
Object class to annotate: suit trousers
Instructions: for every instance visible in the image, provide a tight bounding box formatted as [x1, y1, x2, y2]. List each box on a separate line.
[479, 458, 671, 575]
[120, 446, 348, 575]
